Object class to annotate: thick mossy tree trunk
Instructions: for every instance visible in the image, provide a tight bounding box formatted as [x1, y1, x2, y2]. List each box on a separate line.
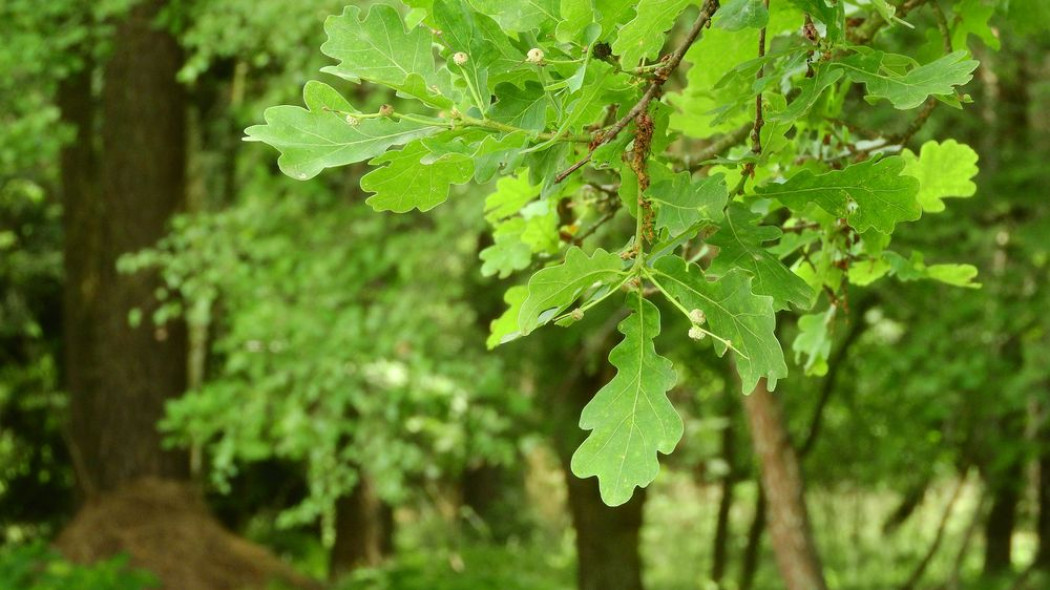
[742, 379, 826, 590]
[61, 0, 189, 496]
[549, 342, 646, 590]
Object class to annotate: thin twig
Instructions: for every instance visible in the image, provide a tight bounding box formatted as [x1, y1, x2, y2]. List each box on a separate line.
[681, 123, 752, 171]
[899, 472, 969, 590]
[554, 0, 721, 184]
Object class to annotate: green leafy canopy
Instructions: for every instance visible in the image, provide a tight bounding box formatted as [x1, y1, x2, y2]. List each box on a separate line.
[247, 0, 984, 506]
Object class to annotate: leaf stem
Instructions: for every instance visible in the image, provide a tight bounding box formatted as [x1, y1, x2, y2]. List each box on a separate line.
[644, 268, 749, 358]
[551, 273, 634, 324]
[324, 107, 590, 144]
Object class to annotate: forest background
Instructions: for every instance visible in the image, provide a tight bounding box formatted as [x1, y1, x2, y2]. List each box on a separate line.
[1, 1, 1049, 589]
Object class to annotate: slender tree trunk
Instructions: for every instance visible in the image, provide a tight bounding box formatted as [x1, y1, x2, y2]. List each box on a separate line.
[461, 461, 529, 542]
[738, 489, 766, 590]
[62, 0, 189, 496]
[1036, 452, 1050, 568]
[329, 474, 394, 581]
[742, 379, 826, 590]
[984, 460, 1023, 576]
[711, 389, 738, 588]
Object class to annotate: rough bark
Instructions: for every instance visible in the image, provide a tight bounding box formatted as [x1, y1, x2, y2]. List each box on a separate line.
[742, 379, 827, 590]
[329, 474, 394, 581]
[61, 0, 189, 496]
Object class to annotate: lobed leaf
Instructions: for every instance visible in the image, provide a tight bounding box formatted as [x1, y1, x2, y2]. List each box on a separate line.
[612, 0, 692, 68]
[652, 258, 787, 393]
[320, 5, 450, 107]
[714, 0, 769, 31]
[900, 139, 978, 213]
[707, 204, 815, 310]
[571, 293, 681, 507]
[244, 82, 442, 180]
[360, 140, 474, 212]
[837, 50, 979, 110]
[755, 157, 921, 234]
[518, 247, 626, 334]
[649, 172, 728, 236]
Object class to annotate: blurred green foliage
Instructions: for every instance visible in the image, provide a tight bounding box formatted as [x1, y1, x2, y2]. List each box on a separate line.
[0, 542, 157, 590]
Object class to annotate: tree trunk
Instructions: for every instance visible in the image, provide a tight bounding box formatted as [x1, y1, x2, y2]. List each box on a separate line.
[1036, 453, 1050, 569]
[711, 389, 738, 588]
[742, 379, 826, 590]
[738, 489, 766, 590]
[565, 471, 646, 590]
[548, 335, 646, 590]
[329, 474, 394, 581]
[461, 461, 529, 542]
[61, 0, 189, 497]
[984, 460, 1022, 575]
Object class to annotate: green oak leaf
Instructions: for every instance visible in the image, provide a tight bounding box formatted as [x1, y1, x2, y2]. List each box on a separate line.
[320, 5, 449, 107]
[518, 247, 626, 334]
[481, 202, 559, 278]
[652, 258, 787, 393]
[837, 50, 979, 110]
[473, 132, 530, 182]
[467, 0, 559, 32]
[244, 81, 441, 180]
[480, 226, 533, 278]
[556, 0, 593, 41]
[490, 82, 549, 132]
[770, 65, 843, 122]
[612, 0, 692, 68]
[649, 172, 728, 236]
[883, 251, 980, 288]
[488, 286, 528, 348]
[792, 307, 835, 376]
[715, 0, 770, 31]
[901, 139, 978, 213]
[571, 293, 681, 507]
[434, 0, 526, 97]
[755, 157, 921, 234]
[707, 204, 814, 310]
[484, 173, 538, 222]
[951, 0, 1000, 51]
[360, 140, 473, 212]
[848, 258, 890, 286]
[926, 264, 981, 288]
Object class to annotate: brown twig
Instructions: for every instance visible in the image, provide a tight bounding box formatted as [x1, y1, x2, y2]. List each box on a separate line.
[899, 472, 969, 590]
[554, 0, 721, 184]
[682, 123, 752, 170]
[740, 2, 770, 184]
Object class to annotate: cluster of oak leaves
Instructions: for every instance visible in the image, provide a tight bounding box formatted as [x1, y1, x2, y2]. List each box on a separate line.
[247, 0, 982, 505]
